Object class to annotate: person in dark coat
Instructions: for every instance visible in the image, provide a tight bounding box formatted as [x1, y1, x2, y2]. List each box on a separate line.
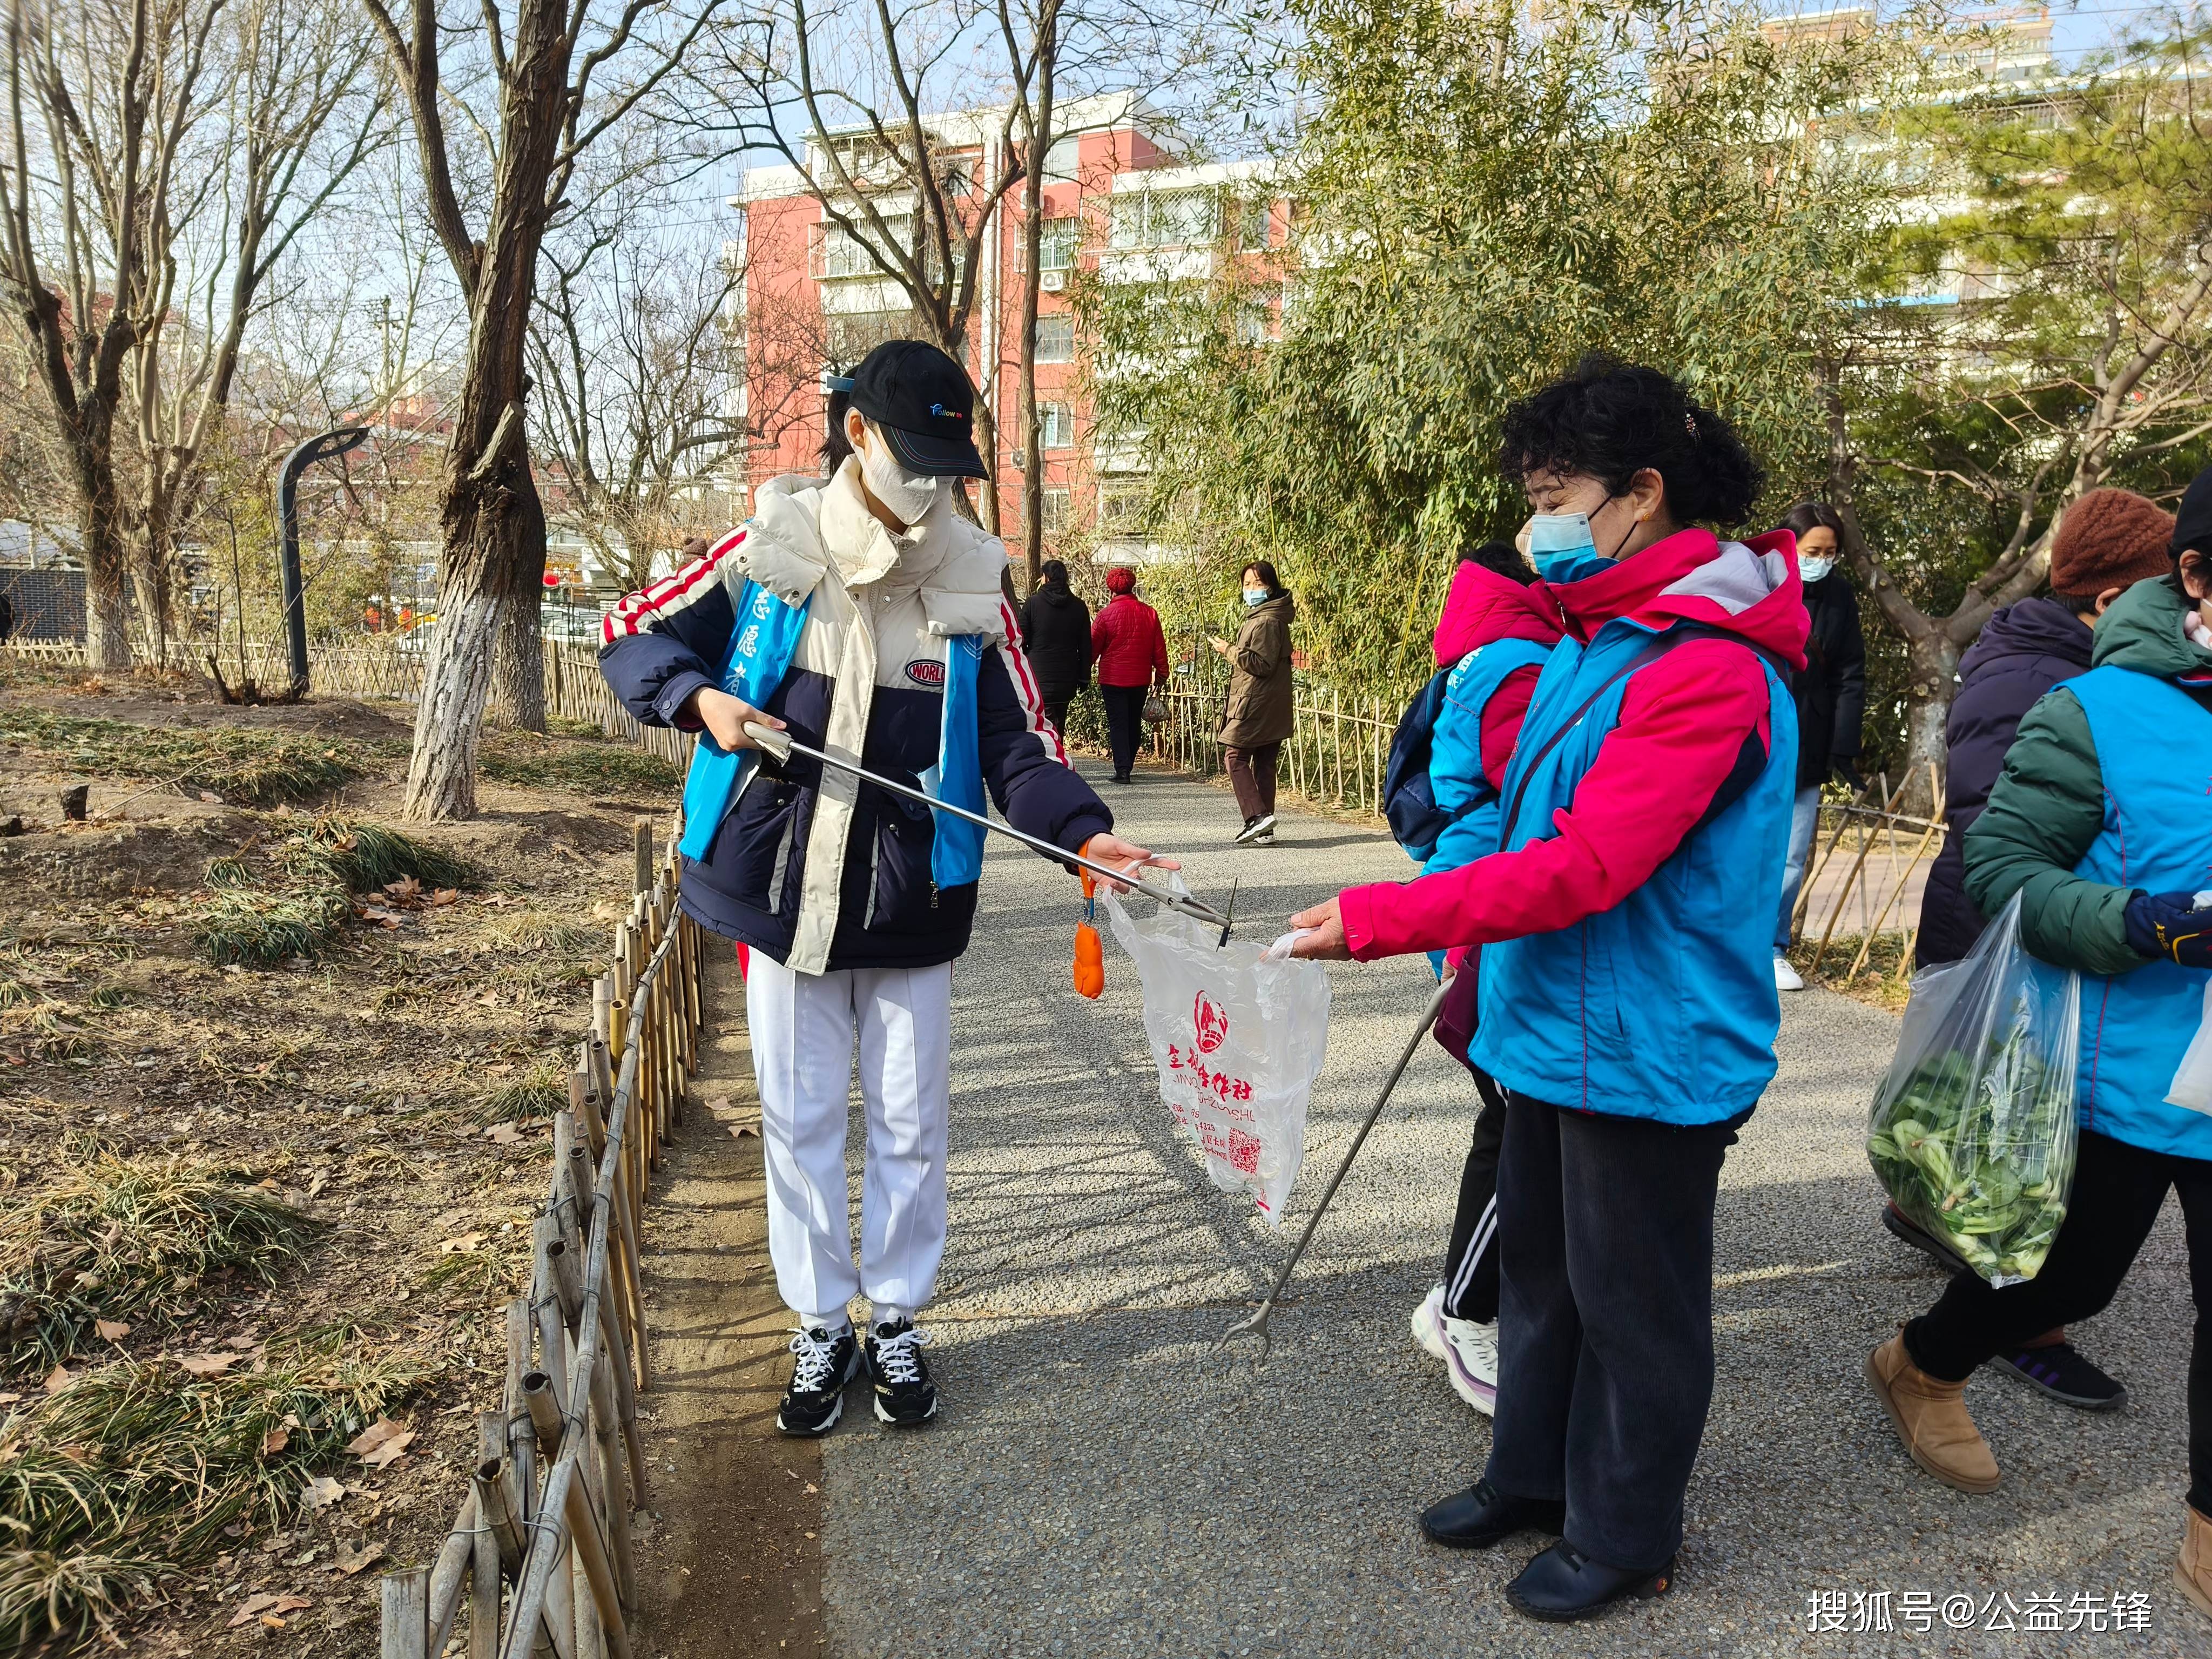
[1771, 501, 1865, 990]
[1019, 559, 1092, 738]
[1210, 561, 1297, 844]
[1885, 485, 2179, 1414]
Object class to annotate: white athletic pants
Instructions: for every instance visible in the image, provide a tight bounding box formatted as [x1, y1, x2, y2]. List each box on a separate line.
[744, 952, 953, 1329]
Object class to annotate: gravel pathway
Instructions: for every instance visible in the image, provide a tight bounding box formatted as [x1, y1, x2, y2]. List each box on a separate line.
[812, 762, 2202, 1657]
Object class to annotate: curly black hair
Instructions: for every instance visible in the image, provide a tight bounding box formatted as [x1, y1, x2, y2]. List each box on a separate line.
[1459, 537, 1536, 586]
[1498, 356, 1764, 528]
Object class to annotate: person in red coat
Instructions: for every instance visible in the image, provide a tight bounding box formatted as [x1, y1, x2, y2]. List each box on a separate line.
[1090, 566, 1170, 784]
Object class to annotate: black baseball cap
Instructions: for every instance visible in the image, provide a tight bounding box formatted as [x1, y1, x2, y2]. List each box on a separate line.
[837, 339, 988, 479]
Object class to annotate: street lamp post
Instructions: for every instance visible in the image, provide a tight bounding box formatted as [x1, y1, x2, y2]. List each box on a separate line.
[275, 426, 370, 697]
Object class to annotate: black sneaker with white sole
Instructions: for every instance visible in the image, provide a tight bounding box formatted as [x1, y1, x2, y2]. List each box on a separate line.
[1234, 812, 1278, 847]
[777, 1324, 860, 1436]
[865, 1318, 939, 1426]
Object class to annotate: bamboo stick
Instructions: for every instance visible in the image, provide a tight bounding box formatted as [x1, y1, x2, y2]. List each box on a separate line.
[503, 1301, 530, 1421]
[1847, 806, 1946, 980]
[470, 1512, 501, 1659]
[523, 1371, 564, 1461]
[1810, 776, 1914, 972]
[561, 1459, 636, 1659]
[633, 818, 652, 897]
[473, 1459, 525, 1580]
[540, 1217, 584, 1331]
[423, 1490, 480, 1658]
[380, 1567, 430, 1659]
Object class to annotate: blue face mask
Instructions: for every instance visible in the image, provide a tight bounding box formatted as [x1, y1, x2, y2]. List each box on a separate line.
[1243, 588, 1269, 607]
[1526, 512, 1598, 580]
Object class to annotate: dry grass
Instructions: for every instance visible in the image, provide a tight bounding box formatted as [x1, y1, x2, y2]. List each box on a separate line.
[0, 709, 369, 805]
[0, 1150, 324, 1373]
[192, 818, 479, 969]
[473, 1058, 567, 1124]
[1787, 931, 1914, 1012]
[0, 1333, 428, 1651]
[478, 729, 679, 795]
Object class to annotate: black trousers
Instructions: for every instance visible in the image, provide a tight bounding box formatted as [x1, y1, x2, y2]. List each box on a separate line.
[1100, 684, 1147, 779]
[1484, 1091, 1738, 1572]
[1439, 1067, 1507, 1324]
[1039, 695, 1071, 743]
[1906, 1128, 2212, 1515]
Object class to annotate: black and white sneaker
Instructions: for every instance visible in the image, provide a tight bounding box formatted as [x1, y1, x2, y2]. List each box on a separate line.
[1234, 812, 1277, 847]
[777, 1324, 859, 1436]
[865, 1318, 939, 1426]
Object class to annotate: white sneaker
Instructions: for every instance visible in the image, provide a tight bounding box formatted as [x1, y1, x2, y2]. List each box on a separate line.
[1410, 1285, 1448, 1360]
[1439, 1315, 1499, 1416]
[1773, 953, 1805, 992]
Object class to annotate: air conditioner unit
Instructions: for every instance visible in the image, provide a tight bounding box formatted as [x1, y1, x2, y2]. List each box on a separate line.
[1040, 270, 1067, 292]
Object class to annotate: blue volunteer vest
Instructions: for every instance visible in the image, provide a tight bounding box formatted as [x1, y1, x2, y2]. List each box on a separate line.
[1422, 637, 1556, 876]
[2065, 666, 2212, 1161]
[1469, 621, 1798, 1124]
[676, 577, 987, 887]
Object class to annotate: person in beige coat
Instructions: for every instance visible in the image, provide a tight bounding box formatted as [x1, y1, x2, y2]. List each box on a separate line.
[1210, 559, 1297, 844]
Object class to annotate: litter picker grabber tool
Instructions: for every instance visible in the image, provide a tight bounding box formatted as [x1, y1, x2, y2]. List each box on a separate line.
[1216, 978, 1451, 1361]
[739, 720, 1231, 931]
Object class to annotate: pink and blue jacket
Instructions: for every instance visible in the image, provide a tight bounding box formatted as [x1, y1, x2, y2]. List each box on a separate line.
[1343, 528, 1810, 1124]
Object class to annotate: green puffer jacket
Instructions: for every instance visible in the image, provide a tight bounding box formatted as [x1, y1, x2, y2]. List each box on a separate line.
[1961, 575, 2212, 974]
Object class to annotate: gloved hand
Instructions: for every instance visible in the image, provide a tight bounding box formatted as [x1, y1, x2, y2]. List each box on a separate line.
[2123, 889, 2212, 968]
[1831, 757, 1866, 792]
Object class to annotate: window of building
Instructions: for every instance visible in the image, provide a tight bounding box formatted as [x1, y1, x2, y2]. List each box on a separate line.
[1236, 298, 1275, 347]
[1109, 193, 1148, 249]
[1037, 216, 1081, 272]
[1040, 486, 1069, 533]
[1043, 134, 1080, 184]
[825, 308, 917, 366]
[1098, 481, 1153, 534]
[1150, 188, 1217, 248]
[815, 218, 899, 280]
[1040, 401, 1073, 449]
[1034, 313, 1075, 363]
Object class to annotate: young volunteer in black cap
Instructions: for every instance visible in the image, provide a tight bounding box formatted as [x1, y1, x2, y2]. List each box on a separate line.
[599, 340, 1174, 1433]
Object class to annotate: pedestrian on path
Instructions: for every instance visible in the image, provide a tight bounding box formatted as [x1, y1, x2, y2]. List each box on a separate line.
[598, 340, 1174, 1437]
[1881, 486, 2176, 1410]
[1286, 358, 1806, 1622]
[1770, 500, 1864, 992]
[1211, 560, 1297, 845]
[1385, 538, 1561, 1414]
[1865, 469, 2212, 1624]
[1020, 557, 1092, 739]
[1090, 565, 1169, 784]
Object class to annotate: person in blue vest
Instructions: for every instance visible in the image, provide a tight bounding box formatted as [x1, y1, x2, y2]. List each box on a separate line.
[1385, 538, 1561, 1414]
[598, 341, 1169, 1436]
[1864, 465, 2212, 1622]
[1287, 357, 1807, 1621]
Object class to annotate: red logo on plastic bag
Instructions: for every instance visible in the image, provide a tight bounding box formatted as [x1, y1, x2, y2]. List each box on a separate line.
[1193, 991, 1229, 1054]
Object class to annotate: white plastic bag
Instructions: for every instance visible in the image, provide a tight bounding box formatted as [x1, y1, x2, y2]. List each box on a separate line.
[2168, 980, 2212, 1115]
[1101, 883, 1331, 1225]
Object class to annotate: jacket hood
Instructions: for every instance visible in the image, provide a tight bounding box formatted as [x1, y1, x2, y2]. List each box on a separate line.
[1433, 561, 1565, 665]
[1247, 591, 1296, 626]
[1030, 582, 1082, 609]
[1958, 597, 2092, 682]
[1541, 526, 1810, 670]
[2090, 574, 2212, 685]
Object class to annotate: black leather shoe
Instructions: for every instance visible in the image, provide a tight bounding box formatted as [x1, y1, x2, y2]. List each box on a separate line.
[1417, 1479, 1567, 1550]
[1506, 1541, 1675, 1621]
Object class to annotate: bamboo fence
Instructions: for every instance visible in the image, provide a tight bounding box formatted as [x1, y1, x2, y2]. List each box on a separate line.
[1149, 663, 1398, 821]
[1787, 764, 1951, 982]
[379, 815, 702, 1658]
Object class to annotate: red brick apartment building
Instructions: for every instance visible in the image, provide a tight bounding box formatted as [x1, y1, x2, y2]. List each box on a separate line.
[733, 92, 1281, 566]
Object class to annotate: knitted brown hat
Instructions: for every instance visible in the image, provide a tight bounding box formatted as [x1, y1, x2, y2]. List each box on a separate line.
[2049, 488, 2176, 602]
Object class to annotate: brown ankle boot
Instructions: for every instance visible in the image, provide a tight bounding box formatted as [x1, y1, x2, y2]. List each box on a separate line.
[2179, 1504, 2212, 1621]
[1865, 1331, 2000, 1493]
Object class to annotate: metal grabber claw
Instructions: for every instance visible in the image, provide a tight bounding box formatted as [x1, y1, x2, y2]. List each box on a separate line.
[1216, 979, 1451, 1360]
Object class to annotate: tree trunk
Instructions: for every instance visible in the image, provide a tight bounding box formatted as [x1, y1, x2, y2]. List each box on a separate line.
[1014, 28, 1055, 597]
[972, 386, 1001, 537]
[1897, 631, 1958, 814]
[80, 488, 133, 671]
[404, 582, 504, 818]
[497, 581, 547, 732]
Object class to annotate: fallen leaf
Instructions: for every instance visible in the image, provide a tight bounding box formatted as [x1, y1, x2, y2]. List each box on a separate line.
[358, 1429, 415, 1469]
[728, 1122, 758, 1140]
[704, 1095, 732, 1114]
[41, 1366, 73, 1394]
[331, 1541, 385, 1577]
[261, 1426, 289, 1456]
[345, 1418, 409, 1456]
[0, 1391, 21, 1406]
[384, 875, 423, 902]
[483, 1122, 522, 1145]
[178, 1352, 241, 1375]
[307, 1170, 329, 1198]
[225, 1334, 259, 1350]
[439, 1232, 486, 1253]
[430, 888, 458, 906]
[300, 1474, 346, 1510]
[229, 1593, 280, 1626]
[93, 1319, 130, 1342]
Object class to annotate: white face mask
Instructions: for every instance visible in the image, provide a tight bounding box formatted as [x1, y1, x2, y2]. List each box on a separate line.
[853, 420, 943, 525]
[1798, 553, 1836, 584]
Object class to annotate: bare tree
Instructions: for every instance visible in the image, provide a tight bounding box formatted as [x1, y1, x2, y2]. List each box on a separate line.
[126, 0, 385, 662]
[531, 181, 746, 593]
[697, 0, 1032, 531]
[999, 0, 1061, 588]
[361, 0, 726, 814]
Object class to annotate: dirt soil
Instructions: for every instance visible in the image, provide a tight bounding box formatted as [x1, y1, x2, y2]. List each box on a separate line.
[0, 656, 731, 1655]
[628, 942, 826, 1658]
